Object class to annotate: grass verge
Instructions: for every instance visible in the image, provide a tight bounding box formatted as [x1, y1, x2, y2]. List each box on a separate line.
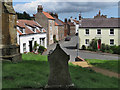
[85, 59, 119, 73]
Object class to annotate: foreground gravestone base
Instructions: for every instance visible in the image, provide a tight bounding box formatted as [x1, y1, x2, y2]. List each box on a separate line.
[0, 45, 22, 62]
[47, 43, 74, 88]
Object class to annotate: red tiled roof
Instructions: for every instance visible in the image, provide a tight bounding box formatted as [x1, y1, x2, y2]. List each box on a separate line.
[43, 11, 55, 20]
[17, 20, 42, 28]
[36, 29, 41, 33]
[25, 27, 34, 34]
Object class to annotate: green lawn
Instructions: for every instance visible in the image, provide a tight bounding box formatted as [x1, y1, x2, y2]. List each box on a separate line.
[2, 53, 119, 88]
[85, 59, 119, 73]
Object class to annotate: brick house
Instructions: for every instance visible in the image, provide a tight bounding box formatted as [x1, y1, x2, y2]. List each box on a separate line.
[35, 5, 56, 45]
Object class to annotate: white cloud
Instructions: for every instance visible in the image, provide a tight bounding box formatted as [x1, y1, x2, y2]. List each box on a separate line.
[13, 1, 118, 15]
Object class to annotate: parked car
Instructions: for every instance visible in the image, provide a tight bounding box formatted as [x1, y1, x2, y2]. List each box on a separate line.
[65, 37, 71, 41]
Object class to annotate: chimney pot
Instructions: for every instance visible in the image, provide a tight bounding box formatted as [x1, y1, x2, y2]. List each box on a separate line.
[37, 5, 43, 13]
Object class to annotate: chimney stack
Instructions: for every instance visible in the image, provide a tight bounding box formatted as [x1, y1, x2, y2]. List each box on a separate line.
[37, 5, 43, 13]
[54, 13, 58, 18]
[79, 12, 82, 20]
[65, 18, 67, 23]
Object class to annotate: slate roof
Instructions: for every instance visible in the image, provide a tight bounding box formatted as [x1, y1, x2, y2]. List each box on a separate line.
[54, 17, 64, 26]
[43, 11, 55, 20]
[79, 18, 120, 28]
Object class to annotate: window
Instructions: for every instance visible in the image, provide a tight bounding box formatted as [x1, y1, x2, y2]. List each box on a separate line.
[85, 29, 89, 35]
[23, 43, 26, 52]
[85, 39, 89, 44]
[97, 29, 101, 34]
[110, 29, 114, 35]
[110, 39, 114, 45]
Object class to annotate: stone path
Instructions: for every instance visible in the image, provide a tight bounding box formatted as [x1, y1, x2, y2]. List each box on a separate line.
[71, 61, 120, 78]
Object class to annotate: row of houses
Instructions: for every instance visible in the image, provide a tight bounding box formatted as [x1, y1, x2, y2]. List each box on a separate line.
[17, 5, 76, 53]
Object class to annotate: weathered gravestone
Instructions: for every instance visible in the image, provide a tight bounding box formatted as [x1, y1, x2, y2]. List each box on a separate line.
[0, 0, 21, 61]
[46, 43, 74, 88]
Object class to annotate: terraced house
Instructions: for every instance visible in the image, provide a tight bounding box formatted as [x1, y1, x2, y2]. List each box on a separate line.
[79, 10, 120, 49]
[35, 5, 56, 45]
[17, 20, 47, 53]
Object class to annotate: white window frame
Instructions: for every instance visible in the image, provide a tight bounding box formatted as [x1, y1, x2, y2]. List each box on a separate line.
[97, 29, 101, 35]
[85, 39, 89, 45]
[85, 29, 89, 35]
[110, 39, 114, 46]
[23, 43, 26, 52]
[110, 29, 114, 35]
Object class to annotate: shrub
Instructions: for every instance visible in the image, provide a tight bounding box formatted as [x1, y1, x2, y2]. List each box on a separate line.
[106, 44, 110, 50]
[100, 43, 106, 52]
[82, 45, 86, 50]
[38, 46, 46, 54]
[89, 39, 98, 51]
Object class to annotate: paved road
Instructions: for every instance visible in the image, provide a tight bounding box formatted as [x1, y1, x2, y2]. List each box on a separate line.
[45, 36, 119, 62]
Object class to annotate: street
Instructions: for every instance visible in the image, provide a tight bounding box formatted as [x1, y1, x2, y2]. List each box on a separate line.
[45, 36, 119, 62]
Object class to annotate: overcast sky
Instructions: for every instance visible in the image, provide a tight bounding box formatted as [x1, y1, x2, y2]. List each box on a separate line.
[13, 0, 119, 21]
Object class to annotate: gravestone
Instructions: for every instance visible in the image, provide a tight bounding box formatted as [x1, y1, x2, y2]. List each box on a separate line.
[0, 0, 21, 61]
[46, 43, 74, 88]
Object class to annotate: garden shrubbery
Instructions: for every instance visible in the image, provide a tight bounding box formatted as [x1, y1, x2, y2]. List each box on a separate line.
[85, 38, 120, 55]
[38, 46, 46, 55]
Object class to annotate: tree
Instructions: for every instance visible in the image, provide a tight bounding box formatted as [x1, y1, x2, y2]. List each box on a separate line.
[16, 11, 32, 20]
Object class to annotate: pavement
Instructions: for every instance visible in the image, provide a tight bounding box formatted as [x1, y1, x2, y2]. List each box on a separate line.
[44, 35, 119, 62]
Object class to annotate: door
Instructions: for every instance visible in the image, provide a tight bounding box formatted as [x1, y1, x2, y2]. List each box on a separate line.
[29, 41, 32, 52]
[98, 39, 101, 50]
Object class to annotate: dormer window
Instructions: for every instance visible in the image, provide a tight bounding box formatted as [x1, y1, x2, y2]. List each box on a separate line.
[33, 28, 35, 32]
[20, 27, 23, 33]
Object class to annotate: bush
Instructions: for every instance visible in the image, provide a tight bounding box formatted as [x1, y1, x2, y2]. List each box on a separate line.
[38, 46, 46, 54]
[82, 45, 86, 50]
[106, 44, 110, 50]
[100, 43, 106, 52]
[89, 39, 98, 51]
[110, 45, 120, 54]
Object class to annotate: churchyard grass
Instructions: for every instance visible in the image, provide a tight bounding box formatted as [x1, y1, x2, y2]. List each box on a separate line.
[2, 53, 119, 88]
[85, 59, 119, 73]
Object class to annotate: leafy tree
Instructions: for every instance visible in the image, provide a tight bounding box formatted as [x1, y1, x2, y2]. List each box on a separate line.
[16, 11, 32, 20]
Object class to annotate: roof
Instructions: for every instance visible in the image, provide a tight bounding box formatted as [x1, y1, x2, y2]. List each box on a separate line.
[79, 18, 120, 28]
[73, 19, 79, 24]
[17, 20, 42, 28]
[67, 22, 75, 26]
[54, 17, 64, 26]
[17, 20, 46, 35]
[43, 11, 55, 20]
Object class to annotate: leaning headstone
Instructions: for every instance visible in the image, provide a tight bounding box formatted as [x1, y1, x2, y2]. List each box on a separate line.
[46, 43, 74, 88]
[0, 0, 21, 62]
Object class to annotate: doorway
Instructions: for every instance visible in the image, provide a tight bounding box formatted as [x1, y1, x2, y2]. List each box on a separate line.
[98, 39, 101, 50]
[29, 41, 32, 52]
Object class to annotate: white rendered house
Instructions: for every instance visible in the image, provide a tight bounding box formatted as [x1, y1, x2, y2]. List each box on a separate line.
[17, 20, 47, 53]
[79, 11, 120, 49]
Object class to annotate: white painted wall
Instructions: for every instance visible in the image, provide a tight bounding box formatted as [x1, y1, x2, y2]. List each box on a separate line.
[17, 33, 47, 53]
[79, 28, 119, 49]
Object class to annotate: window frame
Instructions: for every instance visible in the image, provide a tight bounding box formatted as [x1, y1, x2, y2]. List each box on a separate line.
[110, 39, 114, 45]
[110, 29, 114, 35]
[23, 43, 26, 52]
[97, 29, 101, 35]
[85, 29, 89, 35]
[85, 39, 89, 45]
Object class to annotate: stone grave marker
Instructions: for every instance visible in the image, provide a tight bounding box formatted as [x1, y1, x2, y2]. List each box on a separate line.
[0, 0, 21, 62]
[46, 43, 74, 88]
